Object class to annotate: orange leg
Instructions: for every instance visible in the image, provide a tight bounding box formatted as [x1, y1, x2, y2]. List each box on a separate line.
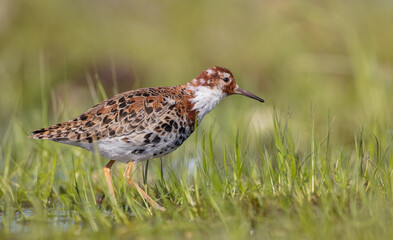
[124, 161, 166, 211]
[103, 160, 118, 205]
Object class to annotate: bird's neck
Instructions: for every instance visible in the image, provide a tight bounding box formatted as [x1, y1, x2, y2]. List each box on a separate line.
[187, 85, 226, 122]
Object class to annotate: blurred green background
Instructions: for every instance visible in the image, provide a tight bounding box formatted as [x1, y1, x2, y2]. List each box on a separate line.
[1, 0, 393, 238]
[1, 0, 392, 141]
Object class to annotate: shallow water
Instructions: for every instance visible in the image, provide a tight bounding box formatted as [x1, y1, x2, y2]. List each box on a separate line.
[0, 208, 78, 233]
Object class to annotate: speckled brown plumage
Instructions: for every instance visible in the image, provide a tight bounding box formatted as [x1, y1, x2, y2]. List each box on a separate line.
[31, 86, 194, 143]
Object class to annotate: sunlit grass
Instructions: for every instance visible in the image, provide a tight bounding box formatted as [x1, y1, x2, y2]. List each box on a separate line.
[1, 89, 393, 239]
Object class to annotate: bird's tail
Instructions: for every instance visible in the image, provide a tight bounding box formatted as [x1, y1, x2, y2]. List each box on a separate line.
[29, 124, 64, 140]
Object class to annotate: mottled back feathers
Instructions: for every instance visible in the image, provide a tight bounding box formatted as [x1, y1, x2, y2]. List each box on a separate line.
[30, 85, 196, 146]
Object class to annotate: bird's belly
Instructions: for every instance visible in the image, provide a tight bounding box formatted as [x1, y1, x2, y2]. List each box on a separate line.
[96, 132, 191, 162]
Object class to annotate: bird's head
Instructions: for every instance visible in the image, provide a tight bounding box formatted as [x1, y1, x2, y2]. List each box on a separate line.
[188, 66, 264, 102]
[187, 66, 264, 122]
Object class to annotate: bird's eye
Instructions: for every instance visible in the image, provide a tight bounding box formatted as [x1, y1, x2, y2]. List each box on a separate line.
[222, 77, 230, 82]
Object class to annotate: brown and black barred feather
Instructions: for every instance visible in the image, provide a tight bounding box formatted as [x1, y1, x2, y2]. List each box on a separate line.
[29, 86, 197, 145]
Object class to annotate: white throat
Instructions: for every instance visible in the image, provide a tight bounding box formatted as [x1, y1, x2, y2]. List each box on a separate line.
[189, 86, 226, 122]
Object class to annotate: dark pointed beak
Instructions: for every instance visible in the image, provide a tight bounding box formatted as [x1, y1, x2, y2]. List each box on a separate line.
[234, 87, 265, 103]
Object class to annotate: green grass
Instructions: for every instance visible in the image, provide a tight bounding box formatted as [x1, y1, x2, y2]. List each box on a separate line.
[1, 100, 393, 239]
[1, 0, 393, 239]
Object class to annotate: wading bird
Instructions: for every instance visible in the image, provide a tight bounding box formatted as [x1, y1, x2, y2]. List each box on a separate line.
[30, 66, 264, 211]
